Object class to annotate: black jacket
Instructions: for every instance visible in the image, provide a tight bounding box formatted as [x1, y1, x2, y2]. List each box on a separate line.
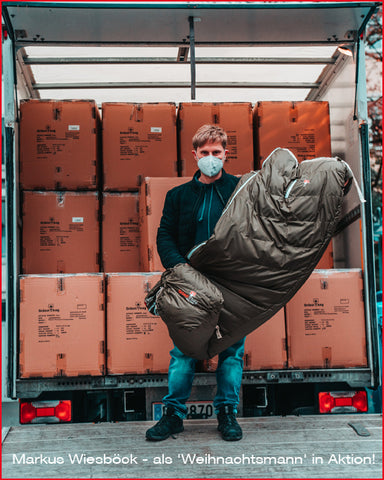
[156, 169, 240, 269]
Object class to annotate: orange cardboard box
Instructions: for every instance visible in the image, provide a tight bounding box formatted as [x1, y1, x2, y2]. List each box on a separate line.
[20, 99, 100, 190]
[102, 103, 178, 190]
[139, 177, 192, 272]
[286, 269, 367, 369]
[244, 308, 286, 370]
[315, 243, 334, 269]
[178, 103, 254, 176]
[102, 193, 140, 272]
[19, 274, 105, 378]
[201, 309, 286, 372]
[254, 101, 332, 168]
[22, 191, 100, 274]
[106, 273, 173, 374]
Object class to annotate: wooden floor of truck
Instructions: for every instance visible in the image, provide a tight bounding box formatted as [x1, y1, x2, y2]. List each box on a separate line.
[2, 414, 382, 479]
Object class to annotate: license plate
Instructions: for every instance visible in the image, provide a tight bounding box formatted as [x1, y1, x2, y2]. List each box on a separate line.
[152, 401, 215, 420]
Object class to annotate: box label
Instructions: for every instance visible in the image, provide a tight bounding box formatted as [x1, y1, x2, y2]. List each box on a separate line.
[72, 217, 84, 223]
[125, 317, 159, 339]
[39, 219, 84, 250]
[37, 304, 88, 341]
[227, 133, 238, 160]
[35, 129, 80, 159]
[287, 129, 316, 161]
[119, 127, 163, 159]
[304, 299, 350, 335]
[120, 220, 140, 252]
[36, 132, 66, 157]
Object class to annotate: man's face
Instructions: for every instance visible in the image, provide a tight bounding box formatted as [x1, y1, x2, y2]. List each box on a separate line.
[192, 141, 228, 163]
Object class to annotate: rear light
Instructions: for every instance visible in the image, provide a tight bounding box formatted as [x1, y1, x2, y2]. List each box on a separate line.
[55, 401, 72, 421]
[20, 402, 36, 424]
[319, 391, 368, 413]
[20, 400, 72, 424]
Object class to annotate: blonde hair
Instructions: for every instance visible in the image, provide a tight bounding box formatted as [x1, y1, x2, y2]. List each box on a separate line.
[192, 124, 227, 150]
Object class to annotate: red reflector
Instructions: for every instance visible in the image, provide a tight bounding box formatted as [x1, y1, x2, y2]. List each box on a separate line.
[353, 391, 368, 412]
[318, 391, 368, 413]
[20, 403, 36, 424]
[36, 407, 55, 417]
[55, 401, 72, 422]
[318, 392, 335, 413]
[335, 397, 353, 407]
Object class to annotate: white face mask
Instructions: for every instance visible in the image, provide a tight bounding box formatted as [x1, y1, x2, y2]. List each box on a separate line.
[197, 154, 224, 177]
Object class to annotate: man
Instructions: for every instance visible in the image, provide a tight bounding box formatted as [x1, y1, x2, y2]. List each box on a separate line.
[145, 124, 245, 442]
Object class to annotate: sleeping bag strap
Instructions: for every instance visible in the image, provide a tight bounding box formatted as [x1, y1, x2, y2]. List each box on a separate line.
[341, 161, 366, 204]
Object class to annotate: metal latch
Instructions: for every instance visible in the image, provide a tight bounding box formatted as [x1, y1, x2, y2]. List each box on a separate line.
[266, 372, 279, 382]
[291, 371, 304, 381]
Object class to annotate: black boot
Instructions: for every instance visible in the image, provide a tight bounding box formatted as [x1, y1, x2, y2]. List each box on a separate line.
[146, 406, 184, 441]
[217, 405, 243, 441]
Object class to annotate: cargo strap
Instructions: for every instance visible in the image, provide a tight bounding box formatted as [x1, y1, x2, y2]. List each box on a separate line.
[347, 421, 371, 437]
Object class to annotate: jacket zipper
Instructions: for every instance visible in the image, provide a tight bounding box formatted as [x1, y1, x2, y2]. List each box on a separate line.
[186, 241, 207, 260]
[215, 325, 223, 339]
[214, 183, 226, 206]
[285, 179, 298, 199]
[188, 175, 250, 260]
[191, 189, 204, 233]
[198, 190, 207, 222]
[207, 186, 214, 238]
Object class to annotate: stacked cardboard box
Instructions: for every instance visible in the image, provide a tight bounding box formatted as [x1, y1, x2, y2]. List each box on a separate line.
[243, 309, 287, 370]
[22, 191, 100, 274]
[254, 101, 332, 167]
[19, 99, 100, 190]
[19, 100, 104, 379]
[19, 274, 105, 378]
[315, 243, 334, 269]
[102, 103, 178, 191]
[286, 269, 367, 368]
[178, 102, 254, 176]
[18, 98, 361, 380]
[102, 193, 140, 272]
[106, 273, 173, 374]
[139, 177, 192, 272]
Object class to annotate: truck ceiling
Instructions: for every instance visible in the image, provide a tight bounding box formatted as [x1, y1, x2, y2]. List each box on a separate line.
[2, 2, 379, 45]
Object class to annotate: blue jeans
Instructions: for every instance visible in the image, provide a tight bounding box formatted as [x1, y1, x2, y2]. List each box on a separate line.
[162, 338, 245, 418]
